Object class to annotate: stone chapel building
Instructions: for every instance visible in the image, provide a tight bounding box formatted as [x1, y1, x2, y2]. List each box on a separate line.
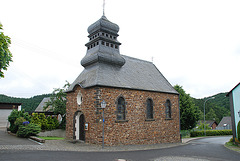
[65, 14, 181, 146]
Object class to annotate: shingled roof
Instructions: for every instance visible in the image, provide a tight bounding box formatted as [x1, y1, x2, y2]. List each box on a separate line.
[67, 55, 178, 94]
[35, 97, 52, 112]
[217, 116, 232, 129]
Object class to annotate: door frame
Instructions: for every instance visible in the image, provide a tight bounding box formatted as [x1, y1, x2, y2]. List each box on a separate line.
[73, 111, 85, 141]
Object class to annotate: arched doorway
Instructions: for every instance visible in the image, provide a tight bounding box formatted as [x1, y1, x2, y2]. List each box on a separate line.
[79, 114, 85, 141]
[74, 111, 85, 141]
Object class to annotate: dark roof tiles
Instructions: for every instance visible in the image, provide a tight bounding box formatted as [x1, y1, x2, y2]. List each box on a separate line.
[87, 15, 119, 34]
[67, 55, 178, 94]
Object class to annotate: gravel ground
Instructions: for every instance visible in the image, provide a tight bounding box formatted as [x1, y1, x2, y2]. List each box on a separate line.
[0, 138, 184, 152]
[0, 129, 193, 152]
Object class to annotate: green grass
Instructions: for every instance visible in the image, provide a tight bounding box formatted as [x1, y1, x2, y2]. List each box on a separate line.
[225, 141, 240, 152]
[37, 136, 65, 140]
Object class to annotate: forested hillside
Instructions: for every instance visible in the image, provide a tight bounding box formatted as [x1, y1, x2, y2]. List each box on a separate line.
[0, 94, 51, 112]
[192, 92, 231, 123]
[0, 92, 231, 123]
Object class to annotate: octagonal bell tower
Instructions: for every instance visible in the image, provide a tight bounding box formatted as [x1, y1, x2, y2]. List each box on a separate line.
[81, 15, 125, 68]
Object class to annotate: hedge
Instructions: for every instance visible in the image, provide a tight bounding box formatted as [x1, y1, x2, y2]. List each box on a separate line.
[237, 121, 240, 141]
[190, 130, 232, 137]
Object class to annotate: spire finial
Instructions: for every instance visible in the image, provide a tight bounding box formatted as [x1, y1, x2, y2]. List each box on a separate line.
[103, 0, 105, 16]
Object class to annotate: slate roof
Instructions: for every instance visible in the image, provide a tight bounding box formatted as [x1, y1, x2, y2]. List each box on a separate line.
[217, 116, 232, 129]
[35, 97, 52, 112]
[87, 15, 119, 35]
[66, 15, 178, 95]
[67, 55, 178, 94]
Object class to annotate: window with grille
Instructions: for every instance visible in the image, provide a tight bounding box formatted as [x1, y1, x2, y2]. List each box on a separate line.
[146, 99, 153, 119]
[165, 99, 171, 119]
[116, 97, 126, 120]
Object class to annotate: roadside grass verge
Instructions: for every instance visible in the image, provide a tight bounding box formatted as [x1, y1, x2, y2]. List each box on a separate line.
[225, 141, 240, 153]
[37, 136, 65, 140]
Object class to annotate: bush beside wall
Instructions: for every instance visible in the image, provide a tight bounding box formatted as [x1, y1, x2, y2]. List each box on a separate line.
[237, 121, 240, 141]
[17, 123, 41, 138]
[190, 130, 232, 137]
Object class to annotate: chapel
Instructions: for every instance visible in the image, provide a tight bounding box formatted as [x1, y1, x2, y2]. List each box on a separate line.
[65, 13, 181, 146]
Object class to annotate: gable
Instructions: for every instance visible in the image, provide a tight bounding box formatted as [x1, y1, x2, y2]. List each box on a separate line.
[35, 97, 52, 112]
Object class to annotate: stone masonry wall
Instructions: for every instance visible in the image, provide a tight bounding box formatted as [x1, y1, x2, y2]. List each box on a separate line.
[66, 85, 180, 146]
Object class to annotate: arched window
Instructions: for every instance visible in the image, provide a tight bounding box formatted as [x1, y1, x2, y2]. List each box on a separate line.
[165, 99, 171, 119]
[146, 99, 153, 119]
[116, 97, 126, 120]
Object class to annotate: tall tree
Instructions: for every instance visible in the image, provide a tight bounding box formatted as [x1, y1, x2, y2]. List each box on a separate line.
[43, 81, 70, 129]
[44, 81, 70, 116]
[0, 23, 12, 78]
[174, 85, 199, 130]
[206, 108, 217, 121]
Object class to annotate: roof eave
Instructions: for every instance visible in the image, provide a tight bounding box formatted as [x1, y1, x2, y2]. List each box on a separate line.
[226, 82, 240, 97]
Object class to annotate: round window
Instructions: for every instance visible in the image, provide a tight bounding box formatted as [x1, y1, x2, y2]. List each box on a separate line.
[77, 92, 82, 105]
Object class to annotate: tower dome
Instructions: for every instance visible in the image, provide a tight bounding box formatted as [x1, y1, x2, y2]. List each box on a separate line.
[81, 15, 125, 68]
[87, 15, 119, 34]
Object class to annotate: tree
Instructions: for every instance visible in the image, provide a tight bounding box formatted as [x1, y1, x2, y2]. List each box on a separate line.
[44, 81, 70, 115]
[43, 81, 70, 129]
[0, 23, 12, 78]
[197, 122, 211, 130]
[205, 108, 217, 121]
[174, 85, 199, 130]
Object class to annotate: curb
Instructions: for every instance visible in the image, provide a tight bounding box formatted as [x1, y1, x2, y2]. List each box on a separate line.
[29, 136, 45, 143]
[7, 130, 45, 143]
[182, 137, 204, 143]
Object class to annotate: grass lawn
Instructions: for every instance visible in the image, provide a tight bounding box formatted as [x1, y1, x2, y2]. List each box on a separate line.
[37, 136, 65, 140]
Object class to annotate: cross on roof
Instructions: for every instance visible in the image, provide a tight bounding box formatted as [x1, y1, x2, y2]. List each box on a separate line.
[103, 0, 105, 16]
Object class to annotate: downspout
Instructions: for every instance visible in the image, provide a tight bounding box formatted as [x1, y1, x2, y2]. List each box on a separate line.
[178, 94, 181, 142]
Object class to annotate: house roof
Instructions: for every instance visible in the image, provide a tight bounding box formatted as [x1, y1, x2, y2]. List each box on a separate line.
[226, 82, 240, 96]
[217, 116, 232, 128]
[35, 97, 52, 112]
[66, 55, 178, 94]
[0, 102, 22, 110]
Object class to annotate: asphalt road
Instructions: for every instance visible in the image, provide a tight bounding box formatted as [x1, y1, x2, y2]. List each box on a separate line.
[0, 129, 36, 145]
[0, 135, 239, 161]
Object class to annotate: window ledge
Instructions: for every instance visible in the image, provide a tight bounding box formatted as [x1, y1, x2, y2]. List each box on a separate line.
[145, 119, 155, 121]
[165, 118, 173, 120]
[115, 120, 129, 123]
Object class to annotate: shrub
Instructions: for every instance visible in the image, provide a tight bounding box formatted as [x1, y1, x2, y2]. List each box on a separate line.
[190, 129, 232, 137]
[31, 113, 48, 130]
[31, 113, 59, 131]
[8, 110, 31, 133]
[14, 117, 26, 126]
[17, 123, 41, 138]
[46, 116, 59, 130]
[237, 121, 240, 141]
[196, 122, 211, 130]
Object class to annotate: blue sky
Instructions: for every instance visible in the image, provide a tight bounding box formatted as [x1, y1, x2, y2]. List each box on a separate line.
[0, 0, 240, 98]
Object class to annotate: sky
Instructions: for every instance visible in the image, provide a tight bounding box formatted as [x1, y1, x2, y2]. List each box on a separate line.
[0, 0, 240, 99]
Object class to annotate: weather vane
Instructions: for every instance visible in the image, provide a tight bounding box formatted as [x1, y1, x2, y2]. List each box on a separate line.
[103, 0, 105, 16]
